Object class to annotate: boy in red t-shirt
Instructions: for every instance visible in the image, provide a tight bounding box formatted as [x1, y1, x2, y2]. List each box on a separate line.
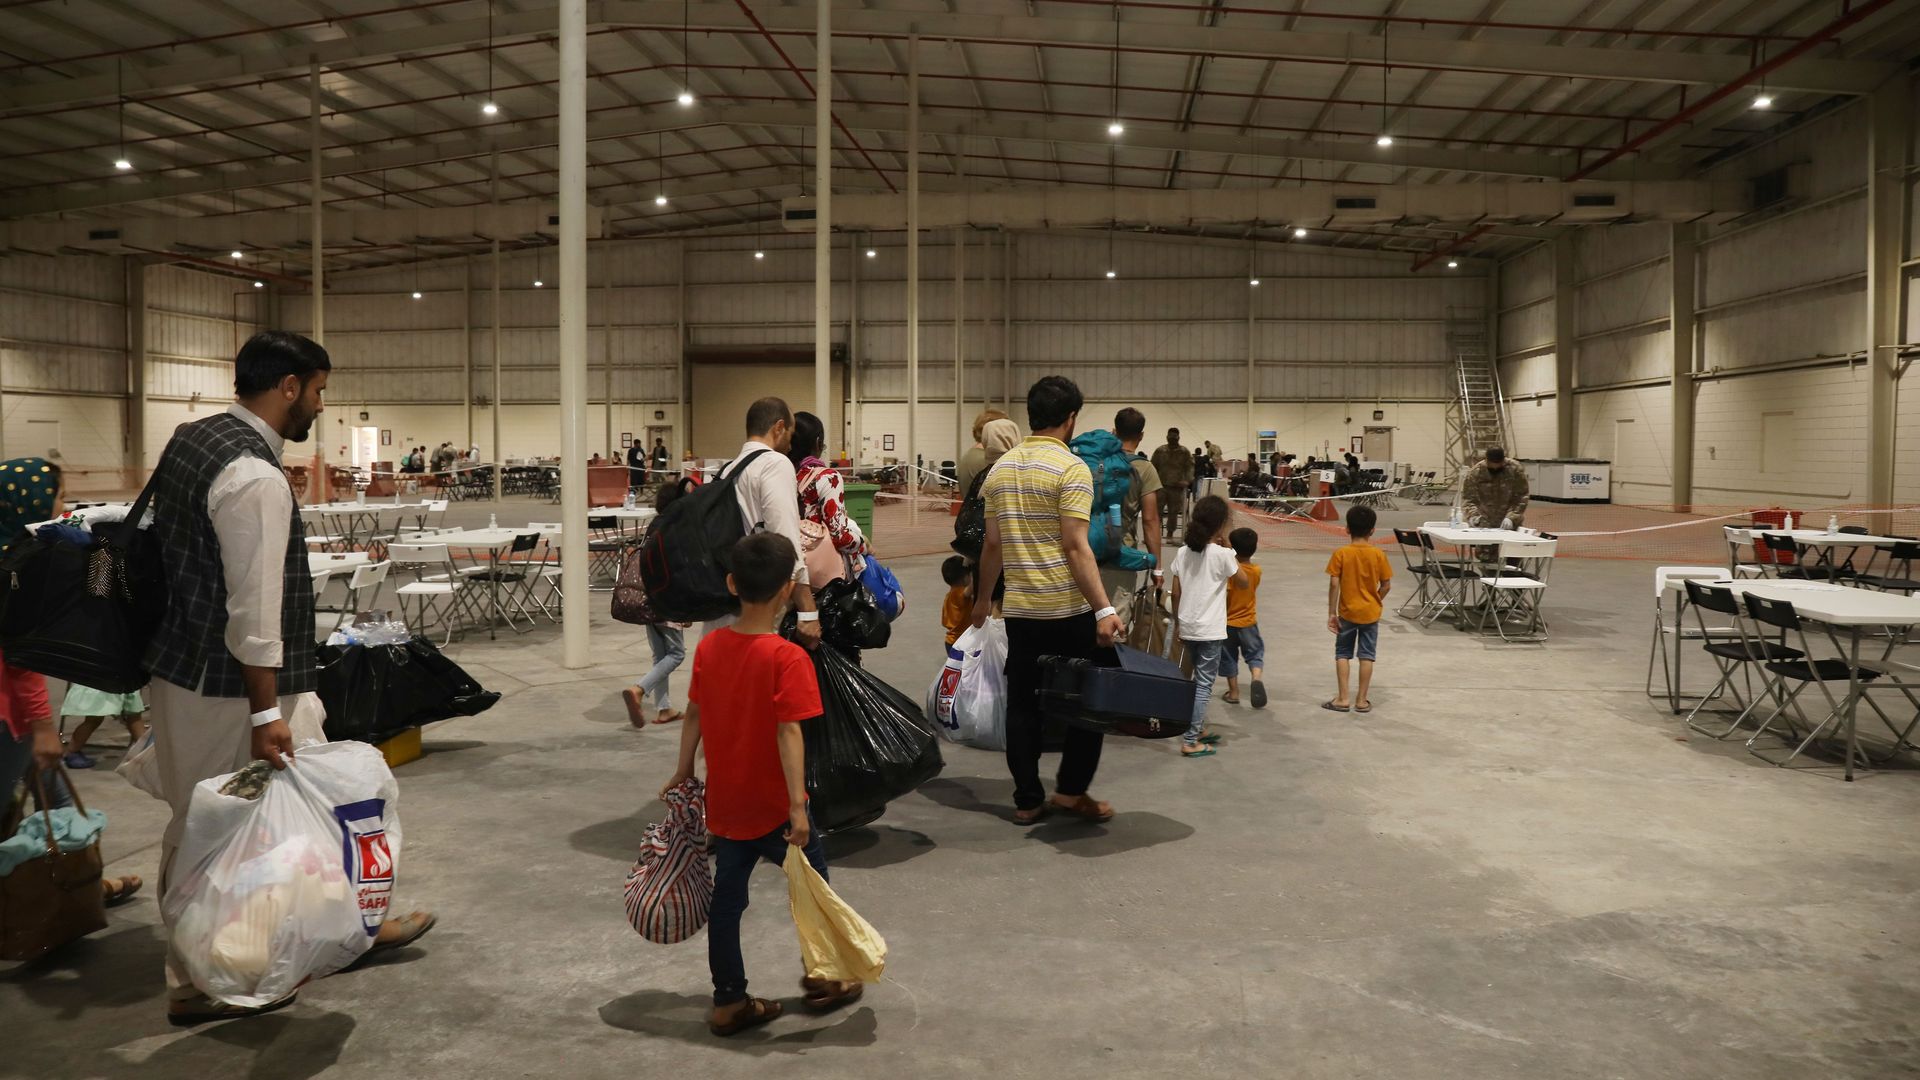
[659, 532, 859, 1037]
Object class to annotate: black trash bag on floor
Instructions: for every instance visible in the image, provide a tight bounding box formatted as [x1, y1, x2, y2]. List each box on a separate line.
[315, 636, 501, 744]
[805, 641, 943, 833]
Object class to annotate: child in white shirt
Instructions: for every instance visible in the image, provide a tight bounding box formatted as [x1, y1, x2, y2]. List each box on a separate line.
[1167, 494, 1247, 758]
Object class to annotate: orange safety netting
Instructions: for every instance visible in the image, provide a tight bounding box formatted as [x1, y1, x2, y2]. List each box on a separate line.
[868, 489, 1920, 567]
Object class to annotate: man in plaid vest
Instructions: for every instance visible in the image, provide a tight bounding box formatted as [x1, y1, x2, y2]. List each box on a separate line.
[147, 331, 435, 1026]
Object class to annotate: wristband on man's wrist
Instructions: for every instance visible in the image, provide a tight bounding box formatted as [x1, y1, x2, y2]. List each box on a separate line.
[248, 706, 282, 729]
[796, 610, 821, 623]
[1093, 605, 1118, 622]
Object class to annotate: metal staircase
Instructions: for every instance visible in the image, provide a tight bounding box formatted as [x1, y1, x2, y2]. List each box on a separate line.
[1444, 307, 1511, 482]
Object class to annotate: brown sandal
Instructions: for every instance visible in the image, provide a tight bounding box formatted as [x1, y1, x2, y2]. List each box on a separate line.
[1049, 794, 1114, 823]
[709, 996, 782, 1037]
[103, 875, 142, 907]
[621, 688, 648, 728]
[1011, 803, 1052, 826]
[800, 977, 864, 1013]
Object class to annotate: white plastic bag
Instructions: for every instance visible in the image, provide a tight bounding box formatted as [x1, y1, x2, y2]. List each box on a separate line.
[162, 741, 401, 1006]
[925, 619, 1007, 751]
[119, 693, 328, 802]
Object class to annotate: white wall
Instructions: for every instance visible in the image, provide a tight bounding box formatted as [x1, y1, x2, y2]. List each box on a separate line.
[1491, 87, 1915, 510]
[284, 230, 1480, 476]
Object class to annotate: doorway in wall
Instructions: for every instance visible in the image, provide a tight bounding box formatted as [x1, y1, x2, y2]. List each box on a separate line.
[1363, 426, 1394, 463]
[351, 426, 379, 468]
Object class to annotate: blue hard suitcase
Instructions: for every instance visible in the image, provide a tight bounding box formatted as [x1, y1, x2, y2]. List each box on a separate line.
[1037, 645, 1195, 739]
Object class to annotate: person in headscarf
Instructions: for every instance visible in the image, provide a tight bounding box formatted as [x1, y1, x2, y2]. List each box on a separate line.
[968, 418, 1024, 615]
[0, 458, 142, 904]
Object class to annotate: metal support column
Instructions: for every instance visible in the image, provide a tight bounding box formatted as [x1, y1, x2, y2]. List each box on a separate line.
[463, 255, 474, 452]
[906, 34, 919, 507]
[557, 0, 589, 669]
[1246, 242, 1257, 445]
[813, 0, 833, 445]
[676, 239, 687, 452]
[1003, 232, 1013, 410]
[954, 225, 965, 464]
[1552, 233, 1578, 457]
[308, 60, 326, 493]
[604, 280, 614, 460]
[1866, 76, 1911, 507]
[1669, 222, 1697, 509]
[491, 151, 503, 502]
[124, 258, 146, 483]
[849, 232, 861, 461]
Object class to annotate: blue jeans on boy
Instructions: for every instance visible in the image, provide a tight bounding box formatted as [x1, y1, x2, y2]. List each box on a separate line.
[1183, 639, 1225, 745]
[639, 624, 686, 712]
[708, 811, 828, 1007]
[1220, 624, 1264, 679]
[1335, 619, 1379, 661]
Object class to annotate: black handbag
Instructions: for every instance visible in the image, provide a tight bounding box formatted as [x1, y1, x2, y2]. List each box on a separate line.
[0, 470, 167, 694]
[315, 636, 501, 744]
[951, 470, 988, 559]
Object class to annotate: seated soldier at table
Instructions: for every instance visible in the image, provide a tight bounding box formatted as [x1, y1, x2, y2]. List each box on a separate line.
[1461, 447, 1530, 529]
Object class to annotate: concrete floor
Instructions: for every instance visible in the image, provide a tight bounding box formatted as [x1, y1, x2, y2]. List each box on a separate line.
[6, 499, 1920, 1079]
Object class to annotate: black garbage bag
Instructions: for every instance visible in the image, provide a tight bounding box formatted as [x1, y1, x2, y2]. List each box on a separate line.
[815, 576, 891, 652]
[315, 636, 501, 743]
[805, 641, 943, 833]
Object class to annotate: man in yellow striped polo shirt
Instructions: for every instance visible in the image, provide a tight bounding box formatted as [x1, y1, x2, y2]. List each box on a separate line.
[971, 375, 1124, 826]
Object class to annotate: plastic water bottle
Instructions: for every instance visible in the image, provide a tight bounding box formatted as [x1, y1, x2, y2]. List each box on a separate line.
[1450, 505, 1462, 528]
[1783, 512, 1794, 532]
[624, 490, 636, 510]
[1827, 515, 1838, 534]
[489, 513, 498, 530]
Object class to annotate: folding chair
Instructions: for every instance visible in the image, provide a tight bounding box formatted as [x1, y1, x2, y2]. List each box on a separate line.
[1740, 593, 1890, 774]
[1855, 540, 1920, 593]
[1391, 528, 1444, 619]
[587, 515, 623, 588]
[458, 532, 546, 632]
[1646, 566, 1740, 713]
[388, 542, 483, 645]
[1412, 527, 1473, 625]
[1475, 540, 1555, 641]
[1677, 581, 1804, 738]
[1722, 527, 1769, 578]
[328, 560, 391, 631]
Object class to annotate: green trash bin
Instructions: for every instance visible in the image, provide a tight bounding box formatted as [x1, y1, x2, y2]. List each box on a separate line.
[843, 482, 879, 541]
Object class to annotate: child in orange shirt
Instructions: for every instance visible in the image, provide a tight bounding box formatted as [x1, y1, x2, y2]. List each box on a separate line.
[939, 555, 973, 647]
[1325, 505, 1391, 714]
[1219, 527, 1266, 709]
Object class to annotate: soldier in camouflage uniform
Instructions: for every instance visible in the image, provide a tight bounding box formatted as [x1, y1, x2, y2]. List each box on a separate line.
[1461, 447, 1530, 528]
[1150, 428, 1195, 540]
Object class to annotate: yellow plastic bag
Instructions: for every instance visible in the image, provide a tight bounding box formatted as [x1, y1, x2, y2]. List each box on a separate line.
[782, 845, 886, 984]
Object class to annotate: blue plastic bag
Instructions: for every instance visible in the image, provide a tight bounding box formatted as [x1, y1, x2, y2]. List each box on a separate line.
[860, 558, 905, 621]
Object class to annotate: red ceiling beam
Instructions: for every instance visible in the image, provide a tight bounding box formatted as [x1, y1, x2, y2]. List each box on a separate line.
[727, 0, 895, 192]
[1407, 0, 1900, 272]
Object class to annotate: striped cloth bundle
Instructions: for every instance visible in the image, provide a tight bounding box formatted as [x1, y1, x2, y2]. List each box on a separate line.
[622, 777, 714, 944]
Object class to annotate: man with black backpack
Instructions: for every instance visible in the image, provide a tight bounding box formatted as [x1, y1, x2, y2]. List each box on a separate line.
[641, 397, 821, 649]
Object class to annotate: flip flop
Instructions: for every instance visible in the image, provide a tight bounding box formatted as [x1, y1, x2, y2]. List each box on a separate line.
[709, 997, 782, 1037]
[620, 687, 647, 728]
[103, 875, 142, 907]
[1197, 731, 1222, 745]
[652, 710, 684, 725]
[1354, 702, 1373, 714]
[371, 911, 438, 954]
[1219, 694, 1240, 705]
[1011, 804, 1052, 826]
[800, 977, 865, 1013]
[1180, 745, 1217, 758]
[1321, 700, 1351, 712]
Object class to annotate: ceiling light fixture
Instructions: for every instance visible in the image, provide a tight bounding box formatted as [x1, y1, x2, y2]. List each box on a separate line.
[230, 250, 243, 260]
[1250, 278, 1260, 286]
[113, 61, 132, 172]
[1752, 94, 1773, 109]
[411, 290, 423, 300]
[655, 194, 668, 206]
[653, 131, 669, 209]
[1108, 121, 1123, 136]
[865, 248, 877, 258]
[1106, 1, 1123, 139]
[533, 242, 543, 287]
[481, 3, 500, 119]
[754, 250, 765, 260]
[1293, 226, 1308, 238]
[1375, 23, 1393, 149]
[1105, 269, 1116, 279]
[253, 280, 265, 288]
[1446, 260, 1458, 269]
[678, 0, 695, 106]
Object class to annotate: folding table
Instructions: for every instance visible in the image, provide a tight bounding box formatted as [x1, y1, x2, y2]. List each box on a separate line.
[1697, 579, 1920, 780]
[433, 526, 563, 639]
[1417, 525, 1556, 632]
